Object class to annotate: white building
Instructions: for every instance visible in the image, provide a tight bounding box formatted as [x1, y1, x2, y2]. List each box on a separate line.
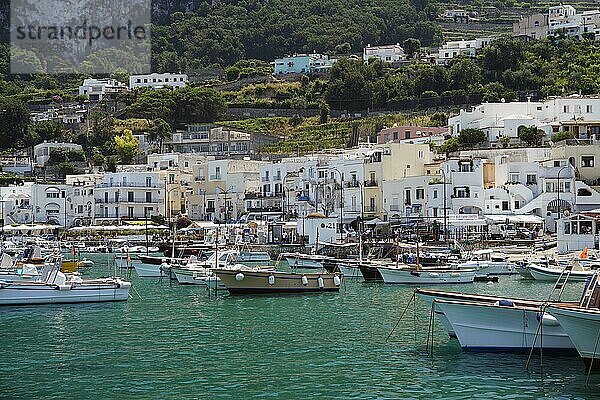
[78, 78, 129, 102]
[94, 172, 165, 222]
[448, 96, 600, 143]
[0, 183, 33, 225]
[129, 73, 188, 90]
[363, 44, 405, 63]
[33, 142, 83, 168]
[436, 37, 492, 65]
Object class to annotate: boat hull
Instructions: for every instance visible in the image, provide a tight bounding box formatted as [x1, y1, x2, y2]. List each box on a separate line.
[378, 267, 476, 284]
[172, 267, 210, 285]
[0, 281, 130, 305]
[358, 265, 383, 281]
[528, 264, 594, 282]
[216, 269, 343, 294]
[134, 264, 169, 278]
[547, 305, 600, 362]
[458, 261, 517, 276]
[436, 300, 574, 352]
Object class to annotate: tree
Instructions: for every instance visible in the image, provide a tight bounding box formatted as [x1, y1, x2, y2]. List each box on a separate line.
[551, 131, 575, 143]
[114, 129, 139, 164]
[27, 120, 68, 146]
[499, 135, 511, 148]
[449, 57, 482, 90]
[0, 98, 30, 150]
[319, 101, 330, 124]
[148, 118, 172, 152]
[403, 38, 421, 59]
[458, 128, 486, 148]
[56, 162, 76, 177]
[438, 137, 459, 155]
[517, 125, 545, 146]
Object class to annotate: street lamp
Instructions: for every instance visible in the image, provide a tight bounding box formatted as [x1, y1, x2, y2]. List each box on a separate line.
[216, 186, 234, 223]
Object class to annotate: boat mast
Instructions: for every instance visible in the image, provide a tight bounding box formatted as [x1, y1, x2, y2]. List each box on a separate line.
[395, 230, 399, 269]
[415, 221, 420, 270]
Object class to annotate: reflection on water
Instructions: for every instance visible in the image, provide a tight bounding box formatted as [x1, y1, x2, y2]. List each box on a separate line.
[0, 253, 598, 399]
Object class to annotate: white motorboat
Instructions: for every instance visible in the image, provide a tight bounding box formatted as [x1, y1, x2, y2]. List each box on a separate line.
[434, 299, 574, 352]
[547, 273, 600, 367]
[0, 260, 131, 306]
[134, 261, 171, 278]
[414, 288, 572, 338]
[281, 252, 328, 269]
[171, 250, 239, 285]
[528, 261, 598, 282]
[377, 264, 476, 284]
[456, 249, 517, 276]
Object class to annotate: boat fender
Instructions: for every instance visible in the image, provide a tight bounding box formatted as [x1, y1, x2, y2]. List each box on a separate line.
[318, 276, 324, 289]
[333, 276, 341, 286]
[119, 281, 132, 289]
[301, 275, 308, 286]
[268, 275, 275, 285]
[57, 284, 71, 291]
[235, 273, 245, 281]
[410, 271, 421, 277]
[451, 272, 460, 277]
[537, 312, 560, 327]
[193, 271, 199, 279]
[497, 300, 514, 307]
[429, 272, 440, 277]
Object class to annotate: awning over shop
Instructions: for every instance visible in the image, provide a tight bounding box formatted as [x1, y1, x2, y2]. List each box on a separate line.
[485, 214, 544, 224]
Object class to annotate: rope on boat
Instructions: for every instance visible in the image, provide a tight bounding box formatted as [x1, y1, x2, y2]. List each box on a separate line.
[525, 303, 547, 373]
[425, 300, 436, 357]
[131, 284, 143, 300]
[385, 291, 416, 342]
[586, 327, 600, 386]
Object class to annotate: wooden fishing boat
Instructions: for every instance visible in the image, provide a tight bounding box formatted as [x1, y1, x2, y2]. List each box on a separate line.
[215, 269, 343, 294]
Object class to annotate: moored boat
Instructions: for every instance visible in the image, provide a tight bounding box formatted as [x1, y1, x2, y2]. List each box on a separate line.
[215, 269, 343, 294]
[0, 258, 131, 306]
[378, 264, 476, 284]
[456, 249, 517, 276]
[434, 298, 574, 352]
[528, 262, 597, 282]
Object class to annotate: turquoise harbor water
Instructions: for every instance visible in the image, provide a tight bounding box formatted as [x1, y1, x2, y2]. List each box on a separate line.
[1, 254, 599, 399]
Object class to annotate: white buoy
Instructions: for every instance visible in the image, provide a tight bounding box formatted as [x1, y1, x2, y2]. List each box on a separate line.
[541, 313, 560, 327]
[301, 275, 308, 286]
[235, 272, 245, 281]
[318, 276, 324, 289]
[268, 275, 275, 285]
[429, 272, 440, 277]
[333, 275, 341, 286]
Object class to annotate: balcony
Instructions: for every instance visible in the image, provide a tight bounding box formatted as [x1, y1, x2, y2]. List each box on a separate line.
[364, 206, 378, 213]
[344, 181, 360, 188]
[95, 198, 161, 204]
[209, 174, 222, 180]
[389, 205, 400, 211]
[96, 182, 163, 188]
[364, 180, 378, 187]
[262, 176, 270, 182]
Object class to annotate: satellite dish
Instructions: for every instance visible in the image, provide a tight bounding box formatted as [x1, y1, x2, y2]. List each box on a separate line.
[563, 209, 571, 217]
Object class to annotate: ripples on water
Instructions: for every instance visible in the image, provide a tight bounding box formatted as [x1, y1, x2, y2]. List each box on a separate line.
[1, 255, 598, 399]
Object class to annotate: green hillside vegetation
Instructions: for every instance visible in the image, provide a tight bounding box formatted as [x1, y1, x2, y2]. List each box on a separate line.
[223, 113, 446, 154]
